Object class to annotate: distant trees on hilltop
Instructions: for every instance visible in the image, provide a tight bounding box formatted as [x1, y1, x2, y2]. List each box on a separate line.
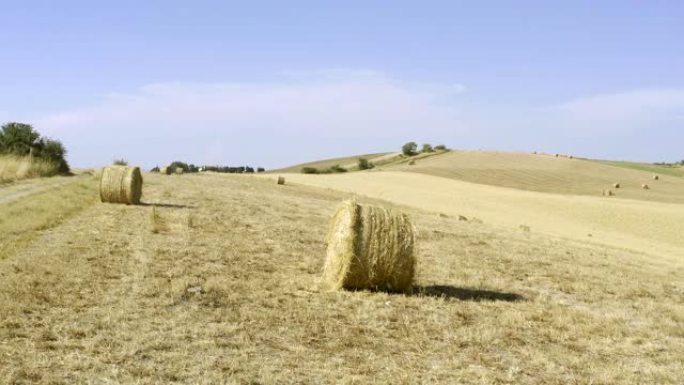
[402, 142, 448, 156]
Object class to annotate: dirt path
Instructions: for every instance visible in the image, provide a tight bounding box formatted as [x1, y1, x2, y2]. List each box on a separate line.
[0, 176, 84, 204]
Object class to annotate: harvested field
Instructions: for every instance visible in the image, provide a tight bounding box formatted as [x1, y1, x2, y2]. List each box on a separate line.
[1, 172, 683, 384]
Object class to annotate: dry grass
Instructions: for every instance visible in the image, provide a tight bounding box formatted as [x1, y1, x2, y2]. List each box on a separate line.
[1, 172, 683, 384]
[388, 150, 684, 204]
[0, 176, 97, 261]
[0, 154, 60, 183]
[278, 171, 684, 260]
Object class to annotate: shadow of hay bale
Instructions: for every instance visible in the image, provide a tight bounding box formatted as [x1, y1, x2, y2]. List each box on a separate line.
[140, 202, 196, 209]
[413, 285, 525, 302]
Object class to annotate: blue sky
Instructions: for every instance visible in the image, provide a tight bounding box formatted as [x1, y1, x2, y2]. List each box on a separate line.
[1, 1, 683, 168]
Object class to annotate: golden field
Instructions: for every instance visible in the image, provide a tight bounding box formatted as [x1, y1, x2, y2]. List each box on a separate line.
[1, 152, 683, 384]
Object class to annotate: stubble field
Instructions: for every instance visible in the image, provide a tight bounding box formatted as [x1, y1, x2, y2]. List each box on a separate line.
[1, 167, 683, 384]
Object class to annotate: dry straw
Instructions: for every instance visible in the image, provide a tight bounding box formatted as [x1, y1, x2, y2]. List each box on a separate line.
[175, 167, 184, 175]
[277, 176, 286, 185]
[323, 200, 416, 292]
[100, 166, 143, 204]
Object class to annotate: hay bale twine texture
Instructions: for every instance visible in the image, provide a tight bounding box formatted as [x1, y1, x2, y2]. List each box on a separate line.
[323, 200, 416, 292]
[277, 176, 285, 185]
[100, 166, 143, 205]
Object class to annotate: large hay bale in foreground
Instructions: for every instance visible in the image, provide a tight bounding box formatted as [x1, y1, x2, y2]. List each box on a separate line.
[323, 200, 416, 292]
[100, 166, 143, 204]
[277, 176, 285, 185]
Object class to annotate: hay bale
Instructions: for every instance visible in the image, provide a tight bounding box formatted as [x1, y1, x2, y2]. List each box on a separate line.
[603, 189, 614, 197]
[175, 167, 184, 175]
[613, 183, 620, 189]
[554, 153, 559, 157]
[323, 200, 416, 292]
[568, 155, 574, 159]
[653, 175, 659, 180]
[642, 184, 650, 190]
[160, 166, 172, 175]
[100, 166, 143, 204]
[277, 176, 285, 185]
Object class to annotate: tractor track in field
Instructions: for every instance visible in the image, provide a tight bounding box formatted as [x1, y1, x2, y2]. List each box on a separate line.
[0, 176, 85, 205]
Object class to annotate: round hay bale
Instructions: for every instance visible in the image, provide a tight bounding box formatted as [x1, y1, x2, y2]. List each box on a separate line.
[277, 176, 285, 185]
[175, 167, 184, 175]
[323, 200, 416, 292]
[642, 184, 650, 190]
[160, 166, 172, 175]
[554, 153, 559, 157]
[100, 166, 143, 205]
[602, 189, 614, 197]
[653, 175, 659, 180]
[613, 183, 620, 189]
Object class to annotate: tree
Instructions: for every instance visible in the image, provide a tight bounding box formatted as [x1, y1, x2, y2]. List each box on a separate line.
[402, 142, 418, 156]
[169, 161, 189, 172]
[358, 158, 374, 170]
[421, 143, 434, 153]
[36, 138, 70, 173]
[434, 144, 448, 151]
[113, 158, 128, 166]
[0, 122, 41, 155]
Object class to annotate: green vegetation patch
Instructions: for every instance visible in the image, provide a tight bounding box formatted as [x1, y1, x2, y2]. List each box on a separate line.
[592, 160, 684, 177]
[0, 177, 98, 260]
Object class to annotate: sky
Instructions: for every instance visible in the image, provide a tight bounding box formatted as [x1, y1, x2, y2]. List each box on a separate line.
[1, 0, 683, 169]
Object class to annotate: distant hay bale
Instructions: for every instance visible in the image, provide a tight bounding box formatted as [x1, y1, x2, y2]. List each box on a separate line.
[602, 189, 614, 197]
[568, 155, 574, 159]
[100, 166, 143, 205]
[554, 153, 559, 157]
[175, 167, 184, 175]
[323, 200, 416, 292]
[277, 176, 285, 185]
[653, 175, 659, 180]
[642, 184, 650, 190]
[613, 183, 620, 189]
[160, 166, 172, 175]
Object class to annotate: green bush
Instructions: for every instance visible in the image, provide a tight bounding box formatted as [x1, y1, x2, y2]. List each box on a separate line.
[421, 144, 434, 153]
[434, 144, 448, 151]
[402, 142, 417, 156]
[113, 158, 128, 166]
[358, 158, 374, 170]
[330, 164, 347, 173]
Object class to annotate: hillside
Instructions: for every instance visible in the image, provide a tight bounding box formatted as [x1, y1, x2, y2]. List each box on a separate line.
[271, 152, 391, 173]
[1, 171, 683, 383]
[384, 150, 684, 204]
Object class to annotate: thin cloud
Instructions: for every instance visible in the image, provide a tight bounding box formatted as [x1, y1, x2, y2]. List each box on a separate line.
[35, 72, 469, 168]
